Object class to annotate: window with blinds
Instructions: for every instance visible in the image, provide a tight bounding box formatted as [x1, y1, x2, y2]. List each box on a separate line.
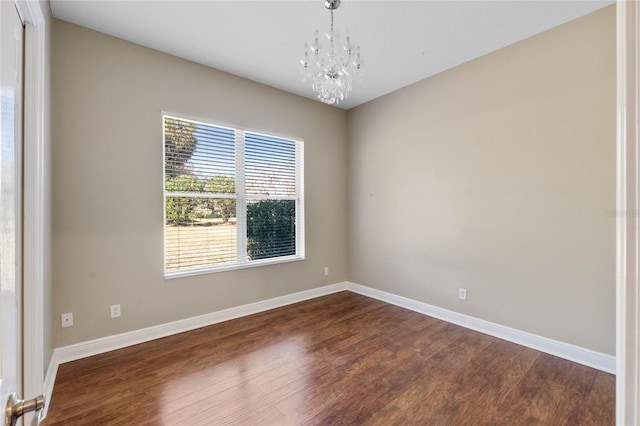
[163, 115, 304, 277]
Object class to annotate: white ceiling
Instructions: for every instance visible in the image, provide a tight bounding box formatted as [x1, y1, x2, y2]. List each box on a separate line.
[50, 0, 613, 110]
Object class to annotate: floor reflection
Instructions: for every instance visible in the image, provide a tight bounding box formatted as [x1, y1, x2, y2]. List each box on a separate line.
[159, 336, 309, 424]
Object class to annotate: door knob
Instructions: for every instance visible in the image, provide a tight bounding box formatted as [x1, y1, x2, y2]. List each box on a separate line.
[5, 393, 45, 426]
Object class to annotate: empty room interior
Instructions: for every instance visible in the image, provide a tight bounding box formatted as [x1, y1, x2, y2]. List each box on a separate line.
[3, 0, 631, 424]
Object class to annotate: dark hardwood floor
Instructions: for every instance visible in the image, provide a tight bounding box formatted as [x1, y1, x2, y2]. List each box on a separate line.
[43, 291, 615, 425]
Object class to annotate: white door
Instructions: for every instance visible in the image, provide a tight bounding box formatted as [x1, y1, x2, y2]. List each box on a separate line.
[0, 3, 43, 426]
[0, 0, 24, 423]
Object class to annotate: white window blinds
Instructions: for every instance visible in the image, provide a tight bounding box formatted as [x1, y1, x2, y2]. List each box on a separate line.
[163, 115, 304, 277]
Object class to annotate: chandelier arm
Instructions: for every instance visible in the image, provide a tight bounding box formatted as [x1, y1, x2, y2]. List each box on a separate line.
[312, 51, 323, 68]
[342, 47, 353, 69]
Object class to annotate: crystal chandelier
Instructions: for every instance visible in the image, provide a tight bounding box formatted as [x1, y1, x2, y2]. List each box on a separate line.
[300, 0, 363, 105]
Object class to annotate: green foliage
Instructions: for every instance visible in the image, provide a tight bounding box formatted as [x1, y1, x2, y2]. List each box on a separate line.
[204, 175, 236, 222]
[246, 200, 296, 260]
[165, 117, 197, 179]
[165, 174, 203, 225]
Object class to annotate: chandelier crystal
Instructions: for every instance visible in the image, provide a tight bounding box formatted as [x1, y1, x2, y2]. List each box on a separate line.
[300, 0, 363, 105]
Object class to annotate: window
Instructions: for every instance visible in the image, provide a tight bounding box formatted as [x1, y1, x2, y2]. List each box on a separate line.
[163, 115, 304, 277]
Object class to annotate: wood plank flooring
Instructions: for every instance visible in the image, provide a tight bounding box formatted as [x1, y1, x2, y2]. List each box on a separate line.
[43, 291, 614, 425]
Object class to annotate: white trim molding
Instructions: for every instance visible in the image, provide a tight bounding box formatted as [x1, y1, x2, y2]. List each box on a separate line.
[48, 279, 614, 372]
[346, 283, 616, 374]
[41, 355, 58, 420]
[43, 281, 617, 419]
[616, 0, 640, 423]
[16, 1, 47, 425]
[43, 282, 348, 419]
[53, 282, 348, 365]
[15, 1, 44, 25]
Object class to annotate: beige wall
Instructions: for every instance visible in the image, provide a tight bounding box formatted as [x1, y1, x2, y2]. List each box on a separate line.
[53, 6, 615, 355]
[347, 6, 616, 354]
[52, 20, 348, 347]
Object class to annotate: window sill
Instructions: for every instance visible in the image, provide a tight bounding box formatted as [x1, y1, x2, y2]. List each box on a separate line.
[164, 254, 305, 280]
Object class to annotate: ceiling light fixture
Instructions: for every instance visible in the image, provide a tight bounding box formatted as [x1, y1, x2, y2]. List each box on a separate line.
[300, 0, 363, 105]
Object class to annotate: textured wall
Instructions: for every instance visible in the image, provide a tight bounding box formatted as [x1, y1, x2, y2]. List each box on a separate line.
[347, 6, 616, 354]
[52, 20, 348, 347]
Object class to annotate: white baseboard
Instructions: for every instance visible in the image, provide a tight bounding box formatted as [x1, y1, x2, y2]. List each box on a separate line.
[54, 282, 348, 365]
[346, 282, 616, 374]
[40, 282, 348, 420]
[42, 279, 615, 420]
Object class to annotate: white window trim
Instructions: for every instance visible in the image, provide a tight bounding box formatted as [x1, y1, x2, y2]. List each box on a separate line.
[165, 254, 304, 279]
[162, 113, 305, 279]
[235, 129, 247, 266]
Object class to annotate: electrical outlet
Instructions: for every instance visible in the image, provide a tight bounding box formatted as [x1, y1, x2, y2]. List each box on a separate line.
[324, 266, 329, 276]
[61, 312, 73, 328]
[458, 288, 467, 301]
[110, 304, 121, 319]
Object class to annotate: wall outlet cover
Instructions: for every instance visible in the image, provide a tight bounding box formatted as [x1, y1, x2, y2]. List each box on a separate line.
[110, 304, 121, 318]
[61, 312, 73, 328]
[458, 288, 467, 301]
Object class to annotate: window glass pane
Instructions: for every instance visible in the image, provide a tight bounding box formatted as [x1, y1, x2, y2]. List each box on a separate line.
[164, 115, 238, 273]
[245, 132, 296, 197]
[246, 200, 296, 260]
[165, 117, 236, 193]
[165, 197, 237, 272]
[192, 125, 236, 191]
